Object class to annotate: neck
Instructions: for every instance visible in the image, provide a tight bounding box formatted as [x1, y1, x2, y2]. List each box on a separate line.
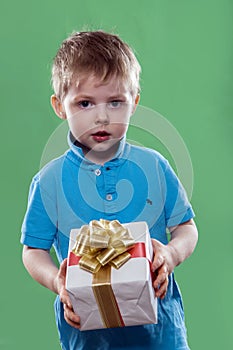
[72, 137, 120, 165]
[83, 143, 120, 165]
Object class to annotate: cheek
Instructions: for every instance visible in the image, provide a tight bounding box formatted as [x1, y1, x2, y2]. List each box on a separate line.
[67, 116, 90, 138]
[110, 108, 131, 124]
[112, 122, 129, 137]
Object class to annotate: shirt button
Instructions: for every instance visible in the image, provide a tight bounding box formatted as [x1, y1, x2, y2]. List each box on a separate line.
[95, 169, 101, 176]
[106, 194, 113, 201]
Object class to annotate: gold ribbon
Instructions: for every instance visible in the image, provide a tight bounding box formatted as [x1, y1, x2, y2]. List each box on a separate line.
[72, 219, 135, 274]
[92, 265, 124, 328]
[72, 219, 135, 328]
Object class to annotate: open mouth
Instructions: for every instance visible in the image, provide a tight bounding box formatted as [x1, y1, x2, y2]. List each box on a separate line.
[91, 130, 110, 142]
[92, 131, 110, 136]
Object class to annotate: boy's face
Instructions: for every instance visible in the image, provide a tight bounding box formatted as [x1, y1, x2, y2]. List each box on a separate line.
[52, 75, 139, 164]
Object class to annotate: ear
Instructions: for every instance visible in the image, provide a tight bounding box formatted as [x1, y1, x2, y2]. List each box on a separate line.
[51, 94, 66, 120]
[131, 94, 140, 115]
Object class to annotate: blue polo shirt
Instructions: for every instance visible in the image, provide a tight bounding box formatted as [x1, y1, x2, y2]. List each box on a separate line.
[21, 134, 194, 350]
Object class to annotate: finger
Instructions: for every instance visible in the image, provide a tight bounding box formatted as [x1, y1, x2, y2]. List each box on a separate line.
[152, 252, 166, 276]
[64, 313, 81, 329]
[60, 290, 72, 309]
[152, 253, 164, 272]
[58, 259, 72, 307]
[160, 290, 167, 300]
[64, 304, 81, 328]
[155, 278, 169, 299]
[153, 264, 168, 289]
[64, 303, 80, 320]
[58, 258, 68, 278]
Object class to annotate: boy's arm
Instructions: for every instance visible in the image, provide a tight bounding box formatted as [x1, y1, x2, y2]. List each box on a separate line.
[22, 246, 80, 328]
[152, 219, 198, 299]
[22, 246, 59, 292]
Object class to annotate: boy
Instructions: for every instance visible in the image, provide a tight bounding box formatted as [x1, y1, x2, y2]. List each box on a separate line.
[21, 31, 198, 350]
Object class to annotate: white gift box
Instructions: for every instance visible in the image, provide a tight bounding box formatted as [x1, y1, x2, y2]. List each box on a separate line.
[66, 221, 157, 331]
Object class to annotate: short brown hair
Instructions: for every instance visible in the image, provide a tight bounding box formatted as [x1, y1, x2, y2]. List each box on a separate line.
[51, 30, 141, 100]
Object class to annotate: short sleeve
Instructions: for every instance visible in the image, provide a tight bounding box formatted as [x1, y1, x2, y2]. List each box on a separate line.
[21, 174, 58, 249]
[163, 160, 195, 227]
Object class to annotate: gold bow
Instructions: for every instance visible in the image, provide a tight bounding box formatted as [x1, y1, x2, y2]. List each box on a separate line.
[72, 219, 135, 273]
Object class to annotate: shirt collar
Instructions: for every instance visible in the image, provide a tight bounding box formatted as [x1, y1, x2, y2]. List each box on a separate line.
[67, 131, 128, 167]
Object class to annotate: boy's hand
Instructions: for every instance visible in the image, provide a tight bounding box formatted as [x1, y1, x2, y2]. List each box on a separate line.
[54, 259, 81, 329]
[151, 239, 176, 299]
[151, 220, 198, 299]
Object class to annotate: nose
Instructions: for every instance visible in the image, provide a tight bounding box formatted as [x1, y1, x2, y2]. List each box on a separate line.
[94, 103, 109, 125]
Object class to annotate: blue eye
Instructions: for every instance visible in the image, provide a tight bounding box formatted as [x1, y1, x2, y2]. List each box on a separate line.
[109, 101, 122, 108]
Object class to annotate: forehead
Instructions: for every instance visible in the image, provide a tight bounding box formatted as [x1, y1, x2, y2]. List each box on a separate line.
[70, 74, 132, 95]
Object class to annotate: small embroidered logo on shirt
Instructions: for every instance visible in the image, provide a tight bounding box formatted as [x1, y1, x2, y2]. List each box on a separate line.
[146, 199, 153, 205]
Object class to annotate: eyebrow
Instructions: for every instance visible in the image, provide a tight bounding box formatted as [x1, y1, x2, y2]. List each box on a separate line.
[73, 94, 127, 101]
[73, 95, 93, 100]
[107, 94, 127, 100]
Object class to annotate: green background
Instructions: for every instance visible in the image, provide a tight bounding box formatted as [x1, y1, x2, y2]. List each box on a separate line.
[1, 0, 232, 349]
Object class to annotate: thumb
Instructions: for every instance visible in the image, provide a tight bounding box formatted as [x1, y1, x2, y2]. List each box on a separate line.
[58, 258, 68, 278]
[151, 239, 164, 272]
[58, 259, 72, 307]
[152, 251, 164, 272]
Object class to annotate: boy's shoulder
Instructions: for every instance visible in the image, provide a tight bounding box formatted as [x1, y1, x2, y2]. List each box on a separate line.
[127, 143, 169, 167]
[32, 153, 67, 184]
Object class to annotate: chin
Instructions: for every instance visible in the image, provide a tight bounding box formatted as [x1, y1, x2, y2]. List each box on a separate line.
[93, 144, 113, 153]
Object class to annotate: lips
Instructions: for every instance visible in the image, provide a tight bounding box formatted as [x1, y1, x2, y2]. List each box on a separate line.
[91, 130, 110, 142]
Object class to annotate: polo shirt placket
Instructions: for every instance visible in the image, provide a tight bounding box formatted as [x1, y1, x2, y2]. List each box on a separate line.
[93, 163, 120, 219]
